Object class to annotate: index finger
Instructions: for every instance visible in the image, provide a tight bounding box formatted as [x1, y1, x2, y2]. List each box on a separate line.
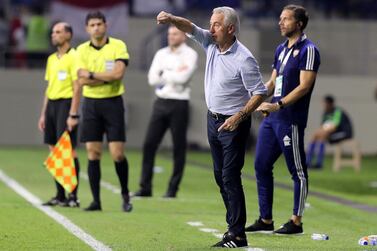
[218, 123, 226, 132]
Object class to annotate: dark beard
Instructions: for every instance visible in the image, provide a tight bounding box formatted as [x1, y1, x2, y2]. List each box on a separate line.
[285, 30, 295, 38]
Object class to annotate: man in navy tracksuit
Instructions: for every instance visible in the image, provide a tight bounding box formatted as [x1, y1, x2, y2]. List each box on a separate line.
[246, 4, 320, 234]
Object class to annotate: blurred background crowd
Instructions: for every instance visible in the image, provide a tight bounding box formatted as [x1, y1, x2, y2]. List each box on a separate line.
[0, 0, 376, 155]
[1, 0, 377, 68]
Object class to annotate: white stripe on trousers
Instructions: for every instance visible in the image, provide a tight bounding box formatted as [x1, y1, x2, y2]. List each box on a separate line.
[292, 125, 307, 216]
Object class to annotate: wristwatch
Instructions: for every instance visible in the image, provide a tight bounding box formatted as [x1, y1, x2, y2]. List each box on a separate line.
[69, 114, 80, 119]
[89, 71, 94, 80]
[277, 100, 284, 109]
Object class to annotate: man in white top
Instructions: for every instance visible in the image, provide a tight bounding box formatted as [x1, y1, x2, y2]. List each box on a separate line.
[133, 25, 198, 198]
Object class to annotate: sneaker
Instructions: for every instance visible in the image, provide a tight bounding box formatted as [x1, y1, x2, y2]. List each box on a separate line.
[245, 218, 274, 233]
[122, 194, 133, 212]
[212, 232, 248, 248]
[42, 197, 66, 206]
[274, 220, 303, 235]
[131, 190, 152, 197]
[64, 196, 80, 208]
[84, 201, 102, 211]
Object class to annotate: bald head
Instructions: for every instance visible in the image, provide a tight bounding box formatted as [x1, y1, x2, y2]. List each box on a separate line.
[51, 22, 73, 47]
[167, 25, 186, 49]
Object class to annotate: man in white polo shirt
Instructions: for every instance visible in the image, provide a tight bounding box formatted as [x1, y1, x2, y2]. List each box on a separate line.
[133, 26, 198, 198]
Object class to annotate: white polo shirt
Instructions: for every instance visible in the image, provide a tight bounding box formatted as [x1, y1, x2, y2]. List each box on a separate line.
[148, 43, 198, 100]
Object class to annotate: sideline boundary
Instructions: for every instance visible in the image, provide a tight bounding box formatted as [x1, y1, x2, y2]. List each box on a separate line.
[0, 169, 112, 251]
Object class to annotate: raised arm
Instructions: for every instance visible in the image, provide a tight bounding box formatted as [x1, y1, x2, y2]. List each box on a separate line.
[157, 11, 193, 34]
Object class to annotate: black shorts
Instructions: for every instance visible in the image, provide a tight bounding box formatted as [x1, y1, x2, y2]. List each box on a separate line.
[328, 131, 352, 144]
[44, 98, 78, 148]
[81, 96, 126, 143]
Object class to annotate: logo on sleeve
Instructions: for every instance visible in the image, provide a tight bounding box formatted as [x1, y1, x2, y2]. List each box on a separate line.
[283, 135, 291, 146]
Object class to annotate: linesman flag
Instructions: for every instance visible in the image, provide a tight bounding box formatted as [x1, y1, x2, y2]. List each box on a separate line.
[44, 131, 77, 193]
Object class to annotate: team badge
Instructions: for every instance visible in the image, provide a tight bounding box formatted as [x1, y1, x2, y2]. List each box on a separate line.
[293, 49, 300, 57]
[283, 135, 291, 146]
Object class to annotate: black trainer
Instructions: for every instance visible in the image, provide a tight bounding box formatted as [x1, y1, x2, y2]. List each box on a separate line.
[42, 197, 66, 207]
[64, 195, 80, 208]
[274, 220, 303, 235]
[245, 218, 274, 233]
[122, 194, 133, 212]
[84, 201, 102, 211]
[212, 232, 248, 248]
[131, 190, 152, 197]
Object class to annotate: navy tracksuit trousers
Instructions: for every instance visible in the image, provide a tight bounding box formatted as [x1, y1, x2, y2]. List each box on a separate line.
[255, 119, 308, 220]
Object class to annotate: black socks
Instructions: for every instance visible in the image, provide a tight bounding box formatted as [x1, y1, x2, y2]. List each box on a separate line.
[88, 159, 101, 203]
[115, 157, 129, 196]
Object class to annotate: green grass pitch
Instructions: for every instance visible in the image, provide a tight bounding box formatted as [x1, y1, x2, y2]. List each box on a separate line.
[0, 147, 376, 250]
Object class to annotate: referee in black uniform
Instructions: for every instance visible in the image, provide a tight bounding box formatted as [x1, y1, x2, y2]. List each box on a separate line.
[38, 22, 80, 207]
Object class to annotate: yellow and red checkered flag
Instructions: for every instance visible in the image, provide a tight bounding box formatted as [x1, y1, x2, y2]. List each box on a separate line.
[44, 131, 77, 193]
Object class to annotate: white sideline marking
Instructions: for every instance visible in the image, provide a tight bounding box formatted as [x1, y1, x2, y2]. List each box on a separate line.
[213, 233, 223, 238]
[0, 169, 112, 251]
[199, 228, 220, 233]
[187, 221, 204, 227]
[369, 181, 377, 188]
[81, 173, 120, 194]
[80, 174, 218, 203]
[153, 166, 164, 174]
[187, 221, 266, 250]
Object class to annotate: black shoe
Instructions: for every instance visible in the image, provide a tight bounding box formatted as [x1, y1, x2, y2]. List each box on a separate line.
[42, 197, 66, 206]
[131, 190, 152, 197]
[122, 194, 133, 212]
[64, 195, 80, 208]
[162, 191, 176, 198]
[245, 217, 274, 233]
[84, 201, 102, 211]
[274, 220, 303, 235]
[211, 232, 248, 248]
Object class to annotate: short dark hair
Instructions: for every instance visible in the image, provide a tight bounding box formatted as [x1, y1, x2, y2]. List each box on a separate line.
[324, 95, 335, 104]
[85, 11, 106, 25]
[283, 4, 309, 31]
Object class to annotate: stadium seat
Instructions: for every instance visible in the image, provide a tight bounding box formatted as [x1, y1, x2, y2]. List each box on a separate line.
[332, 139, 361, 172]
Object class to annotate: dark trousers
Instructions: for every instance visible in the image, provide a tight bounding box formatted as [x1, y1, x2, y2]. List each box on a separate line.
[255, 120, 308, 219]
[207, 111, 251, 236]
[139, 98, 189, 193]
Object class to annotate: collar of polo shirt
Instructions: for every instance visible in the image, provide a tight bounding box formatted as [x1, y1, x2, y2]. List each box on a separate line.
[218, 38, 239, 55]
[169, 43, 187, 54]
[89, 37, 110, 50]
[283, 33, 307, 48]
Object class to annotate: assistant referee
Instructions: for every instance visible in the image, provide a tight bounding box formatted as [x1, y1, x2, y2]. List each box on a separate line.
[73, 11, 132, 212]
[38, 22, 80, 207]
